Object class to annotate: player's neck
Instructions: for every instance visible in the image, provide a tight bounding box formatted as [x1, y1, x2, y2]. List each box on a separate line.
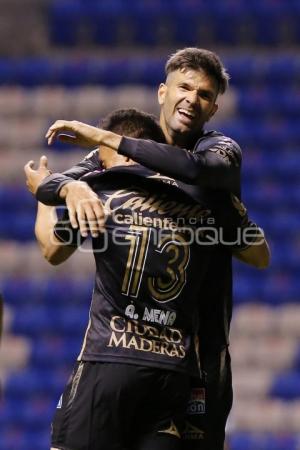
[168, 130, 202, 149]
[160, 115, 202, 149]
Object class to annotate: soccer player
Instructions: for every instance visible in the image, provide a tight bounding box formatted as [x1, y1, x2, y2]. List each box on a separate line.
[31, 48, 270, 449]
[26, 109, 267, 450]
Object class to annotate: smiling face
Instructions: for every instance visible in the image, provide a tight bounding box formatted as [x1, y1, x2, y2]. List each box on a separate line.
[158, 68, 219, 146]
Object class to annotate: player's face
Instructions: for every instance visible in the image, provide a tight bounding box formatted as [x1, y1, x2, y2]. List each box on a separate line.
[100, 145, 134, 169]
[158, 68, 219, 145]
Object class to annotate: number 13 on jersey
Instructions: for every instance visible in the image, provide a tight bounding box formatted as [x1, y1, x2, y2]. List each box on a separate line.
[121, 225, 190, 303]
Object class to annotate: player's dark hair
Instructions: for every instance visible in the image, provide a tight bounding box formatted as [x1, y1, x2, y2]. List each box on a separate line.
[165, 47, 229, 94]
[100, 108, 166, 142]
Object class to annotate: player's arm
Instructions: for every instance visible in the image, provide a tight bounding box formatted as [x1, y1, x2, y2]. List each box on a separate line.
[34, 202, 77, 265]
[118, 136, 241, 191]
[228, 195, 270, 269]
[45, 120, 240, 190]
[38, 178, 106, 240]
[233, 227, 270, 269]
[25, 156, 105, 238]
[36, 149, 100, 205]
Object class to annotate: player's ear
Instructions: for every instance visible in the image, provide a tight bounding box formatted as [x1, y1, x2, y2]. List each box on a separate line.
[158, 83, 167, 106]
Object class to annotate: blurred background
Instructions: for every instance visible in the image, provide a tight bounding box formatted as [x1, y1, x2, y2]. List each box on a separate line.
[0, 0, 300, 449]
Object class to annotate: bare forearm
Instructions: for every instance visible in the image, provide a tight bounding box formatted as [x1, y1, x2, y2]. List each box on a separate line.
[35, 202, 58, 252]
[97, 129, 122, 151]
[35, 202, 75, 265]
[234, 231, 270, 269]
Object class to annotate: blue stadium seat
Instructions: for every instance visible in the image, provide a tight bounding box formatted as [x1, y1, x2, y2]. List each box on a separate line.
[49, 0, 83, 46]
[229, 432, 298, 450]
[131, 59, 164, 86]
[1, 278, 44, 306]
[229, 432, 257, 450]
[55, 307, 89, 334]
[0, 212, 34, 241]
[0, 186, 34, 211]
[227, 56, 300, 88]
[260, 274, 300, 305]
[15, 60, 55, 87]
[267, 57, 300, 84]
[255, 15, 281, 46]
[0, 60, 15, 84]
[46, 0, 300, 48]
[11, 305, 87, 336]
[238, 89, 300, 118]
[233, 268, 300, 305]
[0, 400, 53, 430]
[225, 57, 259, 87]
[220, 119, 300, 147]
[42, 278, 92, 305]
[270, 245, 299, 270]
[233, 274, 263, 304]
[0, 56, 298, 87]
[270, 371, 300, 400]
[172, 8, 211, 46]
[2, 278, 93, 308]
[0, 429, 50, 450]
[215, 11, 256, 46]
[11, 307, 57, 336]
[5, 368, 69, 399]
[30, 337, 81, 367]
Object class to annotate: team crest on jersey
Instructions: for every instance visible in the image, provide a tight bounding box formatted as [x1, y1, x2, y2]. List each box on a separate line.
[158, 420, 181, 438]
[186, 388, 206, 415]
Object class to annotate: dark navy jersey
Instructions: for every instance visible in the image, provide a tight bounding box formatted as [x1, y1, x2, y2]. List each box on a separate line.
[38, 130, 242, 354]
[118, 131, 241, 196]
[116, 131, 242, 352]
[36, 131, 241, 205]
[54, 164, 243, 376]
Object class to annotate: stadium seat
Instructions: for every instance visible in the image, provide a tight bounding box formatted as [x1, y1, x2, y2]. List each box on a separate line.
[0, 429, 50, 450]
[11, 305, 88, 337]
[229, 432, 299, 450]
[30, 337, 81, 367]
[5, 367, 70, 399]
[49, 0, 83, 46]
[270, 371, 300, 400]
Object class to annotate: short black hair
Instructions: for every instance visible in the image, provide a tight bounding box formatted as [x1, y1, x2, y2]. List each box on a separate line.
[165, 47, 229, 94]
[100, 108, 166, 142]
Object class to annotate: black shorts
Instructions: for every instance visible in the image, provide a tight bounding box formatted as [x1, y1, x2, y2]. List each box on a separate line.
[183, 347, 233, 450]
[51, 361, 190, 450]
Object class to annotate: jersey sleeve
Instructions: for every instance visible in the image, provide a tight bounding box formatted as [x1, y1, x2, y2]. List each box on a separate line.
[118, 136, 241, 192]
[54, 210, 86, 247]
[36, 149, 100, 205]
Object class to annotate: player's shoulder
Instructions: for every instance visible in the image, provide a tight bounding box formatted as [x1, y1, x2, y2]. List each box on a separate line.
[194, 130, 242, 157]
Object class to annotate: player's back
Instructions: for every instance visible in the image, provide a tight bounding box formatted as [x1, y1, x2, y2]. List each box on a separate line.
[72, 165, 241, 377]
